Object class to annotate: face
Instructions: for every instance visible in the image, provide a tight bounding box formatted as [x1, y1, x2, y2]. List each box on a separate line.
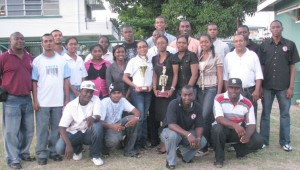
[137, 41, 148, 56]
[156, 37, 168, 52]
[110, 91, 123, 103]
[98, 37, 109, 51]
[176, 37, 188, 52]
[10, 33, 25, 50]
[207, 25, 218, 39]
[152, 31, 162, 44]
[199, 35, 212, 52]
[179, 21, 191, 35]
[181, 88, 194, 107]
[51, 31, 63, 44]
[79, 88, 94, 105]
[66, 38, 78, 54]
[91, 46, 103, 60]
[237, 27, 249, 40]
[154, 18, 166, 31]
[270, 21, 283, 37]
[227, 86, 241, 101]
[233, 35, 246, 51]
[41, 35, 54, 51]
[121, 27, 134, 42]
[114, 47, 125, 61]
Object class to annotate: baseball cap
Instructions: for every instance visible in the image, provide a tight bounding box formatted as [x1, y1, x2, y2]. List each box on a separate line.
[80, 81, 97, 91]
[109, 82, 123, 94]
[228, 78, 242, 88]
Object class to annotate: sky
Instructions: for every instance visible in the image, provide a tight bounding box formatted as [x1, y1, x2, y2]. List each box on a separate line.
[244, 11, 274, 28]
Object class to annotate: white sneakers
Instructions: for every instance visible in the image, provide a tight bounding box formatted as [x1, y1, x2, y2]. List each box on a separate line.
[92, 157, 104, 166]
[73, 152, 82, 161]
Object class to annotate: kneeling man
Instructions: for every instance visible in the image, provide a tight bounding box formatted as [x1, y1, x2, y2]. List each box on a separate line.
[160, 85, 207, 169]
[212, 78, 264, 168]
[56, 81, 104, 166]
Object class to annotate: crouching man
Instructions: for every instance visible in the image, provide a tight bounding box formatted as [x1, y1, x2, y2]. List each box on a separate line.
[56, 81, 104, 166]
[212, 78, 264, 168]
[160, 85, 207, 169]
[100, 82, 141, 157]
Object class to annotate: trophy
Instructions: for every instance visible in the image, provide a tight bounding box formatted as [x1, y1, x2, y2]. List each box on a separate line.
[139, 57, 148, 91]
[157, 66, 169, 97]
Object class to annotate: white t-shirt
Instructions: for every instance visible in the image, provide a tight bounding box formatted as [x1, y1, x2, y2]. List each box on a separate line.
[32, 53, 70, 107]
[101, 97, 135, 124]
[84, 51, 114, 64]
[64, 53, 87, 85]
[59, 95, 101, 134]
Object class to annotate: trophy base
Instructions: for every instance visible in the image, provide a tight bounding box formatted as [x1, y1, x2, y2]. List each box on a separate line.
[140, 86, 148, 91]
[157, 91, 168, 97]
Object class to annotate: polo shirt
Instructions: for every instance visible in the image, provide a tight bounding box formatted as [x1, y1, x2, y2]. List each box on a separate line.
[59, 95, 101, 134]
[213, 39, 230, 60]
[223, 48, 263, 88]
[64, 53, 87, 85]
[213, 92, 255, 125]
[258, 37, 300, 90]
[0, 49, 32, 95]
[163, 98, 203, 131]
[146, 32, 176, 48]
[170, 36, 199, 55]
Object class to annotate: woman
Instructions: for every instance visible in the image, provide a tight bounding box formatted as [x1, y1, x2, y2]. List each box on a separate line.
[63, 37, 87, 100]
[123, 40, 153, 149]
[172, 34, 198, 96]
[152, 35, 178, 152]
[196, 33, 223, 155]
[85, 44, 111, 99]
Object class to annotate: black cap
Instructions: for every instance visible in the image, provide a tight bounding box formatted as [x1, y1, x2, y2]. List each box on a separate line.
[109, 82, 123, 94]
[228, 78, 242, 88]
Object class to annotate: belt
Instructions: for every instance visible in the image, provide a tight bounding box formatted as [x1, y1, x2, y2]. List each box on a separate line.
[242, 86, 255, 92]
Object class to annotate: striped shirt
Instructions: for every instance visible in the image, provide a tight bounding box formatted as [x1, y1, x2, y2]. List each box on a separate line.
[213, 92, 255, 125]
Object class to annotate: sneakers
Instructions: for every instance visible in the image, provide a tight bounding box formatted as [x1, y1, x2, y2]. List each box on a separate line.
[227, 146, 235, 152]
[282, 144, 292, 152]
[262, 144, 266, 149]
[195, 150, 209, 157]
[73, 152, 82, 161]
[91, 157, 104, 166]
[214, 161, 223, 168]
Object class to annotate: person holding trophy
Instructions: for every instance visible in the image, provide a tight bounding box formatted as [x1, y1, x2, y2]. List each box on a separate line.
[123, 40, 153, 150]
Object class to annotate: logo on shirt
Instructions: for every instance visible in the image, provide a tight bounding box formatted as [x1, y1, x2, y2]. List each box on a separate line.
[46, 65, 58, 76]
[282, 46, 288, 52]
[191, 113, 196, 120]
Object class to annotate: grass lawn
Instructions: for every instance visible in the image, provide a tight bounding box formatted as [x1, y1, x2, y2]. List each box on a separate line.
[0, 100, 300, 170]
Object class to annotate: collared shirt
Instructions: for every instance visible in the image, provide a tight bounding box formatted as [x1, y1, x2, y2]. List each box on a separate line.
[213, 92, 255, 125]
[64, 53, 87, 85]
[223, 48, 263, 88]
[146, 32, 176, 48]
[170, 37, 199, 55]
[258, 37, 300, 90]
[84, 51, 114, 64]
[59, 95, 101, 134]
[124, 55, 153, 87]
[0, 49, 32, 95]
[212, 39, 230, 60]
[55, 46, 67, 56]
[147, 46, 177, 60]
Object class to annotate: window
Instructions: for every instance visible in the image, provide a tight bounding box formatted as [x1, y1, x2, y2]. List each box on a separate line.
[0, 0, 59, 17]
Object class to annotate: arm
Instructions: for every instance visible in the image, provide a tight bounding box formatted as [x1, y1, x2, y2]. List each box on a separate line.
[167, 64, 178, 98]
[152, 71, 158, 96]
[224, 80, 228, 91]
[123, 73, 140, 92]
[216, 66, 223, 94]
[286, 64, 296, 99]
[64, 79, 70, 106]
[240, 124, 256, 143]
[32, 81, 40, 111]
[168, 123, 199, 148]
[105, 66, 113, 88]
[216, 116, 245, 137]
[252, 79, 262, 102]
[188, 63, 198, 86]
[69, 81, 79, 98]
[124, 108, 140, 127]
[59, 127, 73, 160]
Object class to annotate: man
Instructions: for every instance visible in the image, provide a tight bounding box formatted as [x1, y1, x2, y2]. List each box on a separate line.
[206, 23, 230, 60]
[223, 34, 263, 118]
[121, 25, 138, 62]
[84, 35, 114, 63]
[170, 20, 199, 55]
[0, 32, 35, 169]
[32, 33, 70, 165]
[51, 29, 67, 55]
[160, 85, 207, 169]
[234, 25, 259, 54]
[146, 16, 176, 48]
[259, 20, 300, 151]
[56, 81, 104, 166]
[212, 78, 264, 168]
[100, 82, 141, 157]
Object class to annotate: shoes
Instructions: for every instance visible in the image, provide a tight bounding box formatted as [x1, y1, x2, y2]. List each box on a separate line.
[214, 161, 223, 168]
[176, 149, 193, 163]
[262, 144, 267, 149]
[37, 158, 47, 165]
[227, 146, 235, 152]
[282, 144, 292, 152]
[91, 157, 104, 166]
[195, 150, 209, 157]
[73, 152, 82, 161]
[21, 155, 36, 162]
[124, 151, 141, 158]
[9, 163, 22, 169]
[166, 160, 175, 169]
[49, 155, 63, 161]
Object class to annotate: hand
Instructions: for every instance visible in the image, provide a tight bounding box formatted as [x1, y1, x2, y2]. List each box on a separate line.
[84, 116, 94, 128]
[252, 89, 260, 102]
[135, 86, 142, 93]
[147, 86, 152, 92]
[166, 90, 173, 98]
[187, 134, 198, 149]
[286, 87, 293, 99]
[33, 100, 40, 112]
[233, 124, 246, 137]
[64, 144, 74, 160]
[240, 135, 250, 143]
[153, 90, 159, 97]
[112, 123, 125, 132]
[125, 116, 139, 127]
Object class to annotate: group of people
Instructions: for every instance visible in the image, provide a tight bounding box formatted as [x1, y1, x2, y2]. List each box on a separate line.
[0, 15, 299, 170]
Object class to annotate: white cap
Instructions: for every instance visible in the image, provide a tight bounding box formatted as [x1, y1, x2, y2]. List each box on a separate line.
[80, 81, 97, 91]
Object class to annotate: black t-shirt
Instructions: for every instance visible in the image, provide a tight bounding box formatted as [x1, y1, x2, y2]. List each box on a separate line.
[122, 41, 138, 62]
[163, 98, 203, 131]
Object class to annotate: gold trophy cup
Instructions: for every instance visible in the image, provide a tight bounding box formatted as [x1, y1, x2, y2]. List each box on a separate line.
[157, 66, 169, 97]
[139, 61, 148, 91]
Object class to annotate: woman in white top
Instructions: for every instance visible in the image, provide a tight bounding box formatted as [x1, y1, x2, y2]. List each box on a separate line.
[64, 37, 87, 100]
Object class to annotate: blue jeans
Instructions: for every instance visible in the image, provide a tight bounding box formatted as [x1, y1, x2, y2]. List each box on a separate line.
[2, 95, 34, 165]
[130, 89, 152, 148]
[260, 89, 291, 146]
[70, 85, 80, 101]
[197, 86, 216, 144]
[56, 123, 103, 158]
[35, 107, 62, 159]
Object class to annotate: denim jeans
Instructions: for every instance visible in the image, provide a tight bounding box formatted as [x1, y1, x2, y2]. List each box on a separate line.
[197, 86, 216, 145]
[56, 123, 103, 158]
[35, 107, 62, 159]
[260, 89, 291, 146]
[130, 89, 152, 148]
[70, 85, 80, 101]
[2, 95, 34, 165]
